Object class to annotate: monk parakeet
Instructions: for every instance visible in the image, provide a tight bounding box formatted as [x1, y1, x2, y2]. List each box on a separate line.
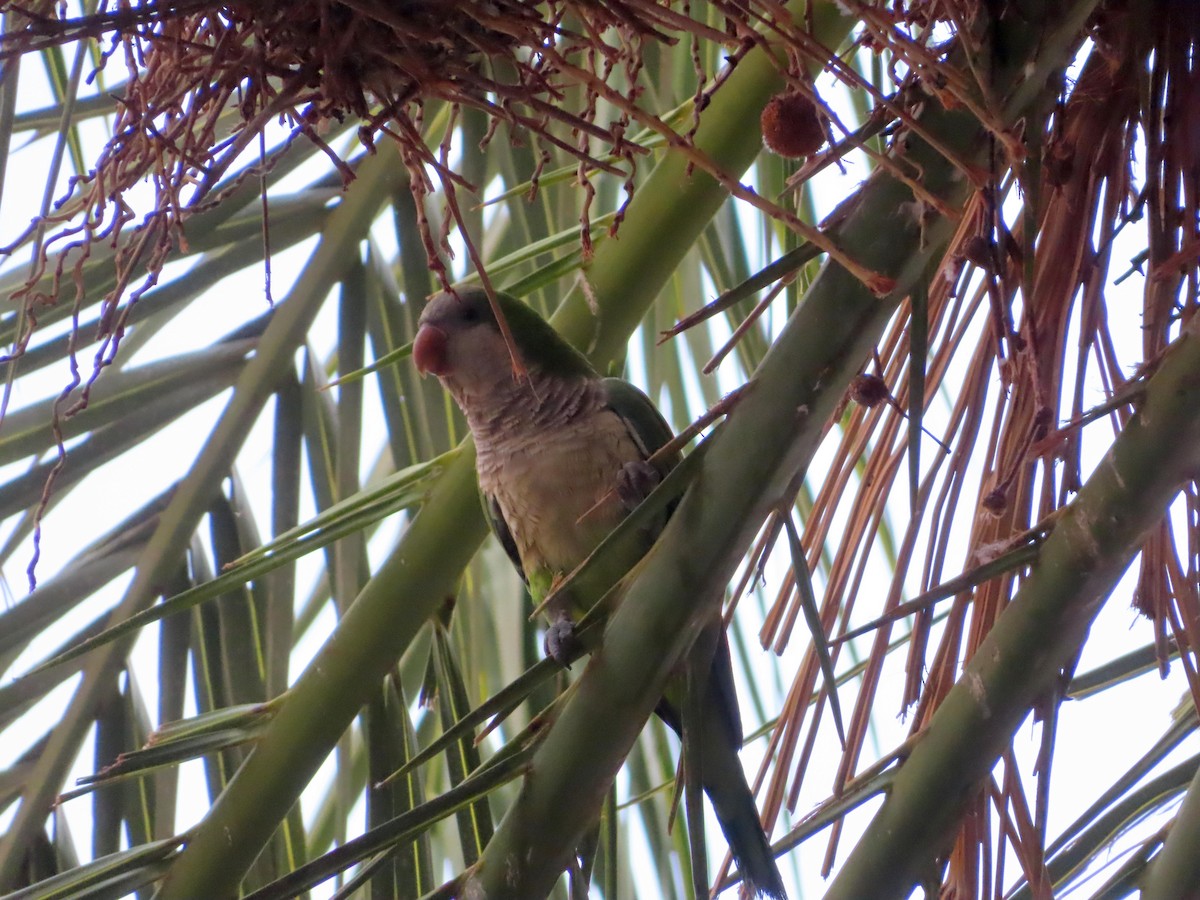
[414, 287, 786, 899]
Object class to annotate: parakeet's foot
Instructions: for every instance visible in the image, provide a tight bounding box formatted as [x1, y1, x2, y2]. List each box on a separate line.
[616, 460, 660, 510]
[543, 617, 580, 667]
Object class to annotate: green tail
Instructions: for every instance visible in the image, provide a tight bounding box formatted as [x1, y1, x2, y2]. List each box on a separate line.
[659, 625, 787, 899]
[699, 710, 788, 899]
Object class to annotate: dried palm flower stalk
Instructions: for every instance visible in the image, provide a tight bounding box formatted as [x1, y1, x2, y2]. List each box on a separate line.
[0, 0, 770, 356]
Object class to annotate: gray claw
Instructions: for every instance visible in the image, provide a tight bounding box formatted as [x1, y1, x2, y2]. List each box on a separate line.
[544, 617, 579, 667]
[616, 460, 660, 511]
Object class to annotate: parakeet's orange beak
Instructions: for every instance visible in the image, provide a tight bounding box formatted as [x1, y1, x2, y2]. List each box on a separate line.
[413, 324, 449, 376]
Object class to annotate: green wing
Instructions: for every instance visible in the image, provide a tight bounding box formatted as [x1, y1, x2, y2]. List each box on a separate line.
[600, 377, 679, 477]
[482, 491, 525, 584]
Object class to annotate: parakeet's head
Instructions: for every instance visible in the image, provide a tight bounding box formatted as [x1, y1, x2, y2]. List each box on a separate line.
[413, 288, 594, 397]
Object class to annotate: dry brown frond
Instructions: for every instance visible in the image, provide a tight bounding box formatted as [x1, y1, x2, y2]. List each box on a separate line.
[749, 2, 1200, 891]
[1, 0, 766, 361]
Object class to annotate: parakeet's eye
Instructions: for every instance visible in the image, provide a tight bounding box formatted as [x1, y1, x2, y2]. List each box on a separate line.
[461, 305, 481, 323]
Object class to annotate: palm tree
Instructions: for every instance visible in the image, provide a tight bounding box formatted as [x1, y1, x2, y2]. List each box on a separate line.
[0, 0, 1196, 897]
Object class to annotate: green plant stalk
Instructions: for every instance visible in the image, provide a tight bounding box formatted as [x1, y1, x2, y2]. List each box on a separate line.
[157, 5, 854, 897]
[1139, 750, 1200, 898]
[825, 319, 1200, 898]
[0, 148, 404, 888]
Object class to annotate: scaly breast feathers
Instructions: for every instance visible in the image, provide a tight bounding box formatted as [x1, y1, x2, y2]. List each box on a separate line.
[481, 410, 641, 579]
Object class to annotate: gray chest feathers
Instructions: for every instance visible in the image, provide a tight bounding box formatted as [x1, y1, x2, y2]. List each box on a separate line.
[476, 405, 643, 575]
